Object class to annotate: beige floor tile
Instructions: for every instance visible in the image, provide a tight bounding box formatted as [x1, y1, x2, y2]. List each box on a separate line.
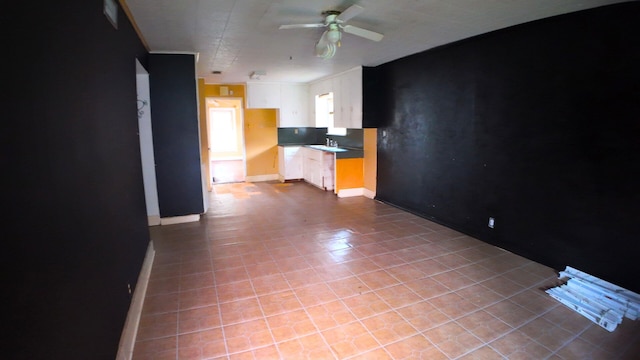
[321, 322, 380, 359]
[258, 290, 303, 317]
[178, 305, 221, 334]
[396, 301, 450, 332]
[457, 309, 513, 343]
[306, 300, 357, 331]
[266, 309, 317, 343]
[277, 333, 335, 359]
[384, 334, 448, 359]
[423, 321, 484, 358]
[428, 292, 480, 319]
[224, 319, 273, 354]
[489, 329, 551, 359]
[361, 310, 419, 346]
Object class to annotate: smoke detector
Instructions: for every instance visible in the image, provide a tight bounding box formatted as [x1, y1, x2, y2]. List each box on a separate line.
[249, 70, 266, 80]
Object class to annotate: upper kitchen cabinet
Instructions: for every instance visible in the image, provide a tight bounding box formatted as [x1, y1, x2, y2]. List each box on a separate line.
[309, 67, 363, 129]
[246, 82, 281, 109]
[247, 82, 310, 127]
[333, 67, 362, 129]
[279, 83, 309, 127]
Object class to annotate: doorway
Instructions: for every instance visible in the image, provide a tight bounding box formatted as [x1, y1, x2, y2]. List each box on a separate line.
[206, 98, 245, 185]
[135, 59, 160, 225]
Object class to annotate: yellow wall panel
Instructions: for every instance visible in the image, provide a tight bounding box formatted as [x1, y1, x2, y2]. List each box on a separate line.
[363, 128, 377, 194]
[336, 158, 364, 191]
[244, 109, 278, 177]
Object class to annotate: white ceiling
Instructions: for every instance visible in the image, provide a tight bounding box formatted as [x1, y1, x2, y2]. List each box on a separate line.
[124, 0, 629, 84]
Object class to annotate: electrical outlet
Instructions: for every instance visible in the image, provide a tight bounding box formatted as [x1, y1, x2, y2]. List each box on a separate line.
[488, 217, 495, 228]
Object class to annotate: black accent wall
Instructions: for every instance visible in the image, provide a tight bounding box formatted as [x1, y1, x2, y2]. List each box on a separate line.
[149, 54, 204, 217]
[5, 1, 149, 358]
[369, 2, 640, 292]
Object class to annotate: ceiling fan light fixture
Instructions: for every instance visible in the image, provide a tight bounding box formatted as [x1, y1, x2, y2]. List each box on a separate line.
[316, 42, 336, 59]
[326, 28, 341, 44]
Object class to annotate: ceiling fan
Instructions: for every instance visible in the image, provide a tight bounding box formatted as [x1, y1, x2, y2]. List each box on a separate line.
[278, 4, 384, 59]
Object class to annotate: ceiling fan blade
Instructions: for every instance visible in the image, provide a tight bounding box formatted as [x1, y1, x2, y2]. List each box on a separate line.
[336, 4, 364, 23]
[279, 23, 325, 29]
[342, 25, 384, 41]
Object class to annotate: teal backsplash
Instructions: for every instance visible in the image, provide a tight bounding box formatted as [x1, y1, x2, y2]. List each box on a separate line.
[278, 128, 363, 149]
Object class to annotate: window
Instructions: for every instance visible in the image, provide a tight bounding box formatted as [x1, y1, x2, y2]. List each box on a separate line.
[209, 108, 238, 152]
[316, 92, 346, 136]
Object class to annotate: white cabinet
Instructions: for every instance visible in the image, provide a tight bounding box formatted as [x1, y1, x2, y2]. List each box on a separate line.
[308, 67, 363, 129]
[246, 82, 281, 108]
[302, 148, 334, 191]
[278, 146, 303, 181]
[247, 82, 310, 127]
[333, 67, 362, 129]
[279, 84, 309, 127]
[332, 76, 343, 128]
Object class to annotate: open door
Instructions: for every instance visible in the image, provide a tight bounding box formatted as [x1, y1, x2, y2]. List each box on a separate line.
[206, 97, 245, 185]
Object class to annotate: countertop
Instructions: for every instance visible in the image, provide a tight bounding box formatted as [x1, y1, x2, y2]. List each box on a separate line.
[278, 144, 364, 159]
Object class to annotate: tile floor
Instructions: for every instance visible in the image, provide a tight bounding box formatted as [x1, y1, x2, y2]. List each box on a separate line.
[132, 181, 640, 359]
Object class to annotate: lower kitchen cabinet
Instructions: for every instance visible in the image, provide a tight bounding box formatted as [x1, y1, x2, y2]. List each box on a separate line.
[302, 148, 334, 191]
[278, 146, 303, 181]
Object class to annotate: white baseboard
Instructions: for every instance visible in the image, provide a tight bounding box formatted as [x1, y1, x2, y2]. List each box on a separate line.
[337, 187, 365, 198]
[245, 174, 279, 182]
[160, 214, 200, 225]
[116, 241, 155, 360]
[363, 189, 376, 199]
[147, 215, 160, 226]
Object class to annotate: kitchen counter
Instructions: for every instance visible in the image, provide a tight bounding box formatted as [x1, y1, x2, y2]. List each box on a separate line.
[303, 144, 363, 159]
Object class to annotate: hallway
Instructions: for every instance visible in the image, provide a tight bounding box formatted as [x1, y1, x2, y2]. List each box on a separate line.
[132, 181, 639, 359]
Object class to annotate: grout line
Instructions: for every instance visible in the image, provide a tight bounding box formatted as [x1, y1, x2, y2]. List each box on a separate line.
[205, 244, 230, 359]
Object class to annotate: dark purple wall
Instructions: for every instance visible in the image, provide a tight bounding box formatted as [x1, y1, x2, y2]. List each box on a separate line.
[5, 1, 150, 358]
[366, 2, 640, 292]
[149, 54, 204, 217]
